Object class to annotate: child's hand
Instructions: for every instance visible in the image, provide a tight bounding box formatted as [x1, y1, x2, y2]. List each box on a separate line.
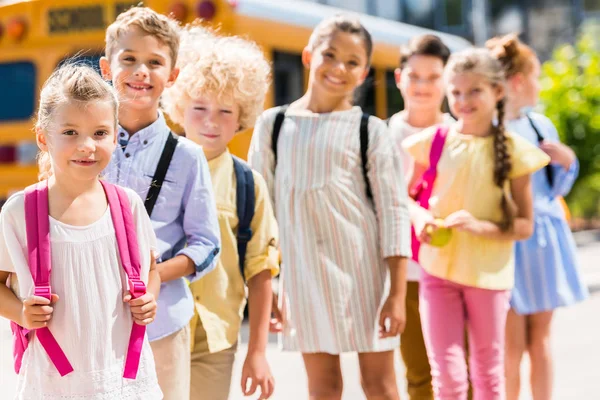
[123, 292, 157, 326]
[444, 210, 482, 235]
[241, 351, 275, 399]
[379, 295, 406, 338]
[20, 294, 59, 330]
[414, 208, 435, 242]
[540, 141, 575, 170]
[269, 293, 284, 333]
[419, 221, 437, 244]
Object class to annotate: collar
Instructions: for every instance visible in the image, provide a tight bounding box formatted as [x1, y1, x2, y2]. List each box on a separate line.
[118, 111, 170, 146]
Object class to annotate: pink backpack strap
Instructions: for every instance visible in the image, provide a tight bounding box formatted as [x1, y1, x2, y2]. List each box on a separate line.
[409, 126, 449, 262]
[409, 126, 449, 208]
[15, 181, 74, 376]
[100, 181, 146, 380]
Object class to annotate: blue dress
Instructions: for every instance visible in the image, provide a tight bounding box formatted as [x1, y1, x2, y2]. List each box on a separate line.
[507, 113, 589, 315]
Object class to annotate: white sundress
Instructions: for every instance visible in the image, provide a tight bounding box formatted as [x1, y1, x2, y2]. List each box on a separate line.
[248, 106, 412, 354]
[0, 187, 162, 400]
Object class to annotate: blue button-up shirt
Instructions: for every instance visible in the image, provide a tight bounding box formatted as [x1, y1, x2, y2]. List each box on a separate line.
[104, 112, 220, 341]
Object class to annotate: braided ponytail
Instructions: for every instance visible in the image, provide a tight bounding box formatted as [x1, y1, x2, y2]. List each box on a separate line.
[493, 98, 514, 231]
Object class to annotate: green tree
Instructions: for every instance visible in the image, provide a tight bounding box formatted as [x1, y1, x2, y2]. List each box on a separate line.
[539, 22, 600, 218]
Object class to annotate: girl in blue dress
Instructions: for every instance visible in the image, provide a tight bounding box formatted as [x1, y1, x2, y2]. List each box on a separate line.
[487, 34, 589, 400]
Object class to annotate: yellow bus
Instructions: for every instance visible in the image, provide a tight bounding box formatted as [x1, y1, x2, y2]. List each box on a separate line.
[0, 0, 471, 204]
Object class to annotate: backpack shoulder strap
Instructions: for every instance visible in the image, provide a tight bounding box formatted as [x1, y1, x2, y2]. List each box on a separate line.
[100, 180, 146, 380]
[24, 182, 46, 286]
[145, 131, 179, 216]
[22, 180, 73, 377]
[409, 126, 449, 204]
[526, 114, 554, 187]
[272, 105, 289, 167]
[360, 113, 373, 202]
[429, 125, 449, 169]
[232, 156, 256, 282]
[526, 113, 545, 143]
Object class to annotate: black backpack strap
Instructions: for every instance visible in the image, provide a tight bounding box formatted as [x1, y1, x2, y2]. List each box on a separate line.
[526, 114, 554, 187]
[232, 155, 256, 282]
[145, 131, 179, 216]
[271, 105, 289, 166]
[360, 113, 373, 202]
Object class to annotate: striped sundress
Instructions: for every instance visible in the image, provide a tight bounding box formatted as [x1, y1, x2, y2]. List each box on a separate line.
[248, 106, 412, 354]
[507, 113, 589, 315]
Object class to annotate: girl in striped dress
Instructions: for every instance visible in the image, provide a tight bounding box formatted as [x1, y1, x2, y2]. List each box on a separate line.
[487, 35, 588, 400]
[248, 15, 412, 399]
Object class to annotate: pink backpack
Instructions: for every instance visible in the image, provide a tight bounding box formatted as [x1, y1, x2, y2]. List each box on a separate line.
[11, 180, 147, 379]
[409, 126, 449, 262]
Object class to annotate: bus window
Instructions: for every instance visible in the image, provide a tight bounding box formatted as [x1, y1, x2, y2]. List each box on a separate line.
[0, 62, 36, 122]
[354, 68, 375, 115]
[273, 51, 303, 106]
[57, 53, 103, 75]
[386, 70, 404, 117]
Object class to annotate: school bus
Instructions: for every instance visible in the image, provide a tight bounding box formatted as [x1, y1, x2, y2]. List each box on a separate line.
[0, 0, 471, 203]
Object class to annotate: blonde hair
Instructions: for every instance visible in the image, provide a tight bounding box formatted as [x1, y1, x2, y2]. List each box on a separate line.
[486, 34, 537, 78]
[308, 14, 373, 66]
[105, 6, 181, 68]
[445, 49, 514, 231]
[162, 25, 271, 131]
[36, 64, 119, 180]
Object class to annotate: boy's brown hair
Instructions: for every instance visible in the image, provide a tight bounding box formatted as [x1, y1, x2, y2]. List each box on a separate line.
[105, 6, 181, 68]
[399, 34, 451, 69]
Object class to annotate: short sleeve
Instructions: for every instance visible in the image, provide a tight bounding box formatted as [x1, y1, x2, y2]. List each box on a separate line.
[125, 188, 158, 283]
[401, 126, 439, 168]
[243, 171, 280, 281]
[508, 132, 551, 179]
[0, 193, 27, 274]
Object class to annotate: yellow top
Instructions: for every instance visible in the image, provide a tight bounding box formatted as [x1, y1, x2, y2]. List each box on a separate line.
[190, 150, 279, 354]
[402, 127, 550, 290]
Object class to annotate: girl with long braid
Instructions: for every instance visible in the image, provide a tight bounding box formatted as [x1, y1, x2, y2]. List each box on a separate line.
[402, 48, 550, 400]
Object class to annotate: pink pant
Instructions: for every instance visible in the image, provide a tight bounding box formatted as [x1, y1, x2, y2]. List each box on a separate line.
[419, 271, 510, 400]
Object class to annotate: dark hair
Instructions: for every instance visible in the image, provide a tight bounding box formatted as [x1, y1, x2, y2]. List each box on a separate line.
[399, 34, 451, 69]
[308, 14, 373, 66]
[493, 98, 514, 231]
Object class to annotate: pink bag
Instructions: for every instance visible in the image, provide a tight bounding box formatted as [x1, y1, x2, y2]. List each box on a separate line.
[409, 126, 449, 262]
[12, 180, 147, 379]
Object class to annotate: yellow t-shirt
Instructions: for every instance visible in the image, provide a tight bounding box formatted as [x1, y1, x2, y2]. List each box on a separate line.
[190, 151, 279, 354]
[402, 126, 550, 290]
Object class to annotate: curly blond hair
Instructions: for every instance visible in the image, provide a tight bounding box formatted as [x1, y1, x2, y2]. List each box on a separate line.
[162, 25, 271, 131]
[105, 6, 180, 68]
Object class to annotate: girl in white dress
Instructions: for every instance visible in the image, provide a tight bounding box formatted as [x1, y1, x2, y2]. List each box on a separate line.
[0, 65, 162, 399]
[248, 15, 412, 399]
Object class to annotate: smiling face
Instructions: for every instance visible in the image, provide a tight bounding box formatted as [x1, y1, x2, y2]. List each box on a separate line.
[37, 100, 117, 183]
[100, 26, 179, 113]
[304, 30, 370, 99]
[397, 54, 446, 111]
[182, 93, 240, 160]
[446, 71, 504, 129]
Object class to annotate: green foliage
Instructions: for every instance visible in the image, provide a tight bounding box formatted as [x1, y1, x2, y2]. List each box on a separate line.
[539, 22, 600, 218]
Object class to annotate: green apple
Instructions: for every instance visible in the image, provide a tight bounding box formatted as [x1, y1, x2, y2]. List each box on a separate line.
[425, 219, 453, 247]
